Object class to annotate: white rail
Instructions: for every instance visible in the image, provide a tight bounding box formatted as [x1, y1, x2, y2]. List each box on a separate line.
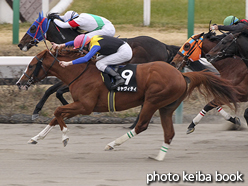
[0, 56, 32, 78]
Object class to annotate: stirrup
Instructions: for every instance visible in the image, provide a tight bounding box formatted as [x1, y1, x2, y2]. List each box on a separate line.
[111, 79, 125, 89]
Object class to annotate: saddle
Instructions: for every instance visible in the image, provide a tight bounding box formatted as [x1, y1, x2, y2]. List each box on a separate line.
[101, 64, 137, 92]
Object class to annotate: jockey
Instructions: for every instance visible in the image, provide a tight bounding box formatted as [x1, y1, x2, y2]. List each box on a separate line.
[53, 10, 116, 38]
[52, 34, 133, 89]
[211, 15, 248, 34]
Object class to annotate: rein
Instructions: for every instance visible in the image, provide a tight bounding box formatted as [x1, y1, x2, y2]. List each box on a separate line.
[209, 33, 248, 63]
[51, 20, 66, 40]
[68, 61, 90, 87]
[24, 50, 59, 87]
[216, 33, 238, 59]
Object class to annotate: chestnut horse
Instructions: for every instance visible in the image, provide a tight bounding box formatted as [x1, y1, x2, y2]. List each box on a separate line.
[16, 49, 238, 161]
[18, 12, 180, 126]
[171, 31, 248, 134]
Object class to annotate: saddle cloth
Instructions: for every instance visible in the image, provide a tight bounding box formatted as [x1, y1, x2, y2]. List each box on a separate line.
[101, 64, 137, 92]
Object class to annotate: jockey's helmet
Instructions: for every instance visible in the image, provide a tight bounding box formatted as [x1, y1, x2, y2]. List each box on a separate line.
[73, 34, 91, 49]
[63, 11, 79, 22]
[223, 16, 239, 26]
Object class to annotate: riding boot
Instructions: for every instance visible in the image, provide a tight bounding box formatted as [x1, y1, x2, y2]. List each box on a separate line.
[104, 67, 125, 89]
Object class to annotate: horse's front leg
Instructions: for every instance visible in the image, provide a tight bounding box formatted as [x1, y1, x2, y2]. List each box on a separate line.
[149, 107, 175, 161]
[54, 102, 92, 146]
[32, 81, 64, 120]
[28, 119, 58, 144]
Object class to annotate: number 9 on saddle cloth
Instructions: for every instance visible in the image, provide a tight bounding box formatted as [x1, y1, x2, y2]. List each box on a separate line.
[102, 64, 138, 92]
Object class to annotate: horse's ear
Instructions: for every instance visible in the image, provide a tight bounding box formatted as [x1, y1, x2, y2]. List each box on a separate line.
[38, 12, 41, 21]
[41, 11, 43, 17]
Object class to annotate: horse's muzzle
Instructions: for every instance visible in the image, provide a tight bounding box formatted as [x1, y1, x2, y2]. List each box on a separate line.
[16, 82, 29, 90]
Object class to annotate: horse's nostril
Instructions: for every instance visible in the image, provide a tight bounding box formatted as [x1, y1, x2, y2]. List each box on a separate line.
[18, 43, 22, 49]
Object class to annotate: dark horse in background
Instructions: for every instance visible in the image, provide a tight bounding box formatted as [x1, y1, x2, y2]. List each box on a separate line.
[171, 31, 248, 134]
[16, 49, 239, 161]
[18, 12, 180, 127]
[206, 32, 248, 125]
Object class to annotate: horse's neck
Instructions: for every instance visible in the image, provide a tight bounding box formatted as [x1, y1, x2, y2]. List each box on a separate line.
[46, 21, 80, 44]
[237, 35, 248, 59]
[202, 39, 217, 57]
[46, 55, 96, 85]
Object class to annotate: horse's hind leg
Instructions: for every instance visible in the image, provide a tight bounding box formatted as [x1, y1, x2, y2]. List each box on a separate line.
[187, 102, 240, 134]
[105, 103, 156, 151]
[149, 107, 174, 161]
[187, 103, 216, 134]
[128, 105, 142, 129]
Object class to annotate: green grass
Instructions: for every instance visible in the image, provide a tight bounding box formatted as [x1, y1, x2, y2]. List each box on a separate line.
[0, 0, 245, 29]
[68, 0, 245, 27]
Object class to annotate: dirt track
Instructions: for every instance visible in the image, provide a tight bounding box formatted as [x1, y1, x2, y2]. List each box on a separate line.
[0, 123, 247, 186]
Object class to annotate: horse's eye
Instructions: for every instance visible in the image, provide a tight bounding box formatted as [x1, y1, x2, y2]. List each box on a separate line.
[29, 25, 37, 34]
[183, 43, 191, 51]
[28, 65, 33, 69]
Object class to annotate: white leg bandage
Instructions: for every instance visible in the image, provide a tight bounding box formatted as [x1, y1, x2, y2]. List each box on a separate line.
[154, 142, 170, 161]
[105, 129, 137, 150]
[192, 109, 207, 125]
[216, 107, 231, 120]
[32, 125, 54, 141]
[115, 129, 137, 146]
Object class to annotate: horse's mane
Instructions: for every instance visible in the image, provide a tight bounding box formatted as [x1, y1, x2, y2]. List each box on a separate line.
[204, 31, 226, 41]
[48, 48, 96, 63]
[58, 48, 84, 58]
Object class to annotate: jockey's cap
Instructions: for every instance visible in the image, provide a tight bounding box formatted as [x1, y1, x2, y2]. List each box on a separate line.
[73, 34, 91, 49]
[223, 16, 239, 26]
[63, 10, 79, 22]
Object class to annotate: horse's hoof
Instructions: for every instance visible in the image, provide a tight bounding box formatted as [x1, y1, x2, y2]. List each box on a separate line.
[105, 145, 114, 151]
[186, 127, 195, 134]
[28, 139, 37, 144]
[63, 138, 69, 147]
[32, 114, 39, 120]
[148, 156, 163, 161]
[234, 117, 241, 127]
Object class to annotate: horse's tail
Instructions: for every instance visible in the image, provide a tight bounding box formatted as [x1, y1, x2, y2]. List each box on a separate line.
[182, 71, 239, 111]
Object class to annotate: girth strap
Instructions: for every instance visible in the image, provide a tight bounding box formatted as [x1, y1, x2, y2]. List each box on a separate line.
[108, 91, 116, 112]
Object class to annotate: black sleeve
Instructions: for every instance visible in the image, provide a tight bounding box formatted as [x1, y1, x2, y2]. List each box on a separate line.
[218, 23, 245, 32]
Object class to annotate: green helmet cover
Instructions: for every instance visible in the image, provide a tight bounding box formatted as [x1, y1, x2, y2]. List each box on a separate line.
[223, 16, 239, 26]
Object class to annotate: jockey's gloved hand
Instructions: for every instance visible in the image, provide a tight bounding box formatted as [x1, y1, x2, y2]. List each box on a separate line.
[48, 13, 63, 21]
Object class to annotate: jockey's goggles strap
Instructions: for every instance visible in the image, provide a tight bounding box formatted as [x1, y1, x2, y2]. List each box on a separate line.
[80, 36, 88, 51]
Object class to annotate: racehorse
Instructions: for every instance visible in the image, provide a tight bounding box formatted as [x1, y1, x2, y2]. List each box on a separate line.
[205, 32, 248, 124]
[205, 32, 248, 64]
[171, 31, 248, 134]
[16, 49, 239, 161]
[18, 12, 180, 127]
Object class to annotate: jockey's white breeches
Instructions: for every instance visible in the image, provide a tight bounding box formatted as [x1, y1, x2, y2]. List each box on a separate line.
[96, 42, 133, 72]
[86, 24, 116, 38]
